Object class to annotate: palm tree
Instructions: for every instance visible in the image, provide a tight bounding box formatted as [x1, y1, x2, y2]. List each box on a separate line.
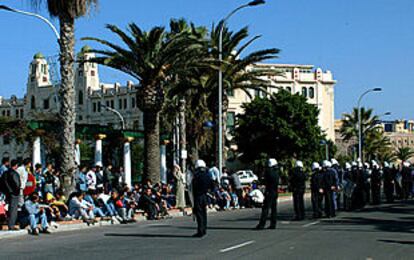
[83, 23, 203, 183]
[394, 147, 414, 162]
[30, 0, 98, 194]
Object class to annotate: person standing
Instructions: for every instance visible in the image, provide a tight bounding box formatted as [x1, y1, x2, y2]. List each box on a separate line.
[382, 162, 395, 203]
[310, 162, 324, 219]
[0, 158, 10, 177]
[401, 161, 412, 200]
[17, 159, 31, 206]
[370, 161, 381, 205]
[230, 170, 244, 208]
[86, 165, 97, 191]
[172, 164, 186, 210]
[103, 164, 113, 193]
[192, 159, 214, 237]
[290, 161, 307, 221]
[322, 160, 337, 218]
[256, 158, 280, 229]
[3, 160, 21, 230]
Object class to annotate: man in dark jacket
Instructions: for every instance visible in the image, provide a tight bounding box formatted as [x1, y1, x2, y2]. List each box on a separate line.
[3, 160, 21, 230]
[322, 160, 337, 218]
[310, 162, 324, 219]
[370, 161, 381, 205]
[290, 161, 307, 221]
[401, 162, 412, 200]
[382, 162, 395, 203]
[256, 158, 280, 230]
[192, 159, 214, 237]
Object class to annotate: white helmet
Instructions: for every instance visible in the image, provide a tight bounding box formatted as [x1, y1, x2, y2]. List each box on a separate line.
[322, 160, 332, 168]
[268, 158, 278, 167]
[351, 161, 357, 167]
[345, 162, 351, 170]
[364, 162, 370, 169]
[384, 161, 390, 168]
[311, 162, 320, 171]
[331, 158, 339, 166]
[358, 162, 363, 168]
[371, 160, 379, 169]
[295, 160, 304, 168]
[195, 159, 206, 169]
[403, 161, 410, 167]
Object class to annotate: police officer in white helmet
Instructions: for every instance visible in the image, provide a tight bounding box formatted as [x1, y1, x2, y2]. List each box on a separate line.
[289, 160, 307, 221]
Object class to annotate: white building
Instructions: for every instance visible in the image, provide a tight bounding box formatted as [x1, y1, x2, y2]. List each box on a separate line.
[227, 63, 337, 141]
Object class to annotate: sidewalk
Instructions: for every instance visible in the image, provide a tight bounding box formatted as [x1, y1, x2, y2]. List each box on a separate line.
[0, 194, 297, 240]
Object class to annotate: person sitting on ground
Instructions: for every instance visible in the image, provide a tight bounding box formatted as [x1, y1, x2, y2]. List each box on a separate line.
[249, 186, 265, 207]
[216, 187, 231, 210]
[97, 191, 118, 223]
[140, 187, 159, 220]
[24, 193, 50, 235]
[113, 192, 133, 223]
[84, 190, 106, 220]
[68, 192, 95, 224]
[228, 186, 239, 209]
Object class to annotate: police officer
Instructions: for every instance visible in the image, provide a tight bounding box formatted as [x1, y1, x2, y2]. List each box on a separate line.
[310, 162, 324, 219]
[353, 161, 366, 209]
[342, 162, 354, 211]
[401, 161, 412, 200]
[331, 159, 343, 210]
[363, 162, 372, 205]
[192, 159, 214, 237]
[256, 158, 280, 230]
[382, 162, 395, 203]
[290, 161, 307, 221]
[322, 160, 336, 218]
[370, 160, 381, 205]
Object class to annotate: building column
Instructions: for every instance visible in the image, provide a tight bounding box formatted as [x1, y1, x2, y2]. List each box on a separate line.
[123, 137, 134, 188]
[94, 134, 106, 167]
[160, 144, 167, 184]
[75, 139, 81, 167]
[32, 129, 45, 167]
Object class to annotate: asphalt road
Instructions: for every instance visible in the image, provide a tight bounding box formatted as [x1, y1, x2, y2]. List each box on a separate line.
[1, 199, 413, 260]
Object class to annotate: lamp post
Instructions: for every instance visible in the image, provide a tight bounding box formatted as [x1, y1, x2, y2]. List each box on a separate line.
[101, 104, 125, 130]
[357, 88, 382, 162]
[218, 0, 265, 179]
[0, 5, 60, 41]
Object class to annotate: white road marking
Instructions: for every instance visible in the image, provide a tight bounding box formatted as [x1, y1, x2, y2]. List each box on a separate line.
[220, 240, 255, 253]
[302, 221, 320, 228]
[281, 221, 290, 224]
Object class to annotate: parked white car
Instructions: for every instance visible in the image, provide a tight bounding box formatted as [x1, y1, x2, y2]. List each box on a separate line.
[236, 170, 258, 185]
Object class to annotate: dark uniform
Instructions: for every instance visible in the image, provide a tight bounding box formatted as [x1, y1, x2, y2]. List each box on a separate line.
[343, 167, 355, 211]
[323, 167, 337, 218]
[382, 166, 395, 203]
[352, 167, 366, 209]
[401, 166, 412, 200]
[192, 166, 214, 237]
[290, 167, 307, 220]
[256, 165, 280, 229]
[332, 165, 343, 210]
[370, 167, 381, 205]
[310, 168, 324, 218]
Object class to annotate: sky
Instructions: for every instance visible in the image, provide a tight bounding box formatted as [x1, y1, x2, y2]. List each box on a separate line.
[0, 0, 413, 119]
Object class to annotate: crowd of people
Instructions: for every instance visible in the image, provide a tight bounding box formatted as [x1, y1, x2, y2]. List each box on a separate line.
[0, 154, 412, 237]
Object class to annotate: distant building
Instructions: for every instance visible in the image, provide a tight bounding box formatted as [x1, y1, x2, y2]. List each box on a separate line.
[227, 63, 337, 141]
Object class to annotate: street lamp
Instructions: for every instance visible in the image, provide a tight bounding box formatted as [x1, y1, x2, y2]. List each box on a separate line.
[100, 104, 125, 130]
[0, 5, 60, 41]
[218, 0, 265, 180]
[357, 87, 382, 162]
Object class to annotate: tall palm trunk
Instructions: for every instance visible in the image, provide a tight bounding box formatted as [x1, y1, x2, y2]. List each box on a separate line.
[213, 94, 228, 169]
[179, 98, 187, 173]
[143, 110, 161, 184]
[58, 14, 77, 195]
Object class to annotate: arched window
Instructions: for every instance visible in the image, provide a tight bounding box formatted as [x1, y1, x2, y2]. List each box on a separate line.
[286, 87, 292, 93]
[78, 90, 84, 105]
[302, 87, 308, 98]
[31, 96, 36, 109]
[309, 87, 315, 99]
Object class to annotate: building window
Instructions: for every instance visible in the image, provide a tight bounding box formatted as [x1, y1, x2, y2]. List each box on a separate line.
[118, 99, 122, 110]
[43, 99, 50, 109]
[91, 70, 95, 77]
[15, 110, 19, 118]
[6, 110, 10, 117]
[31, 96, 36, 109]
[227, 89, 234, 97]
[1, 111, 5, 117]
[133, 120, 140, 130]
[43, 76, 47, 82]
[41, 64, 47, 74]
[106, 100, 110, 107]
[79, 115, 83, 121]
[227, 112, 236, 133]
[309, 87, 315, 99]
[78, 70, 83, 77]
[302, 87, 308, 98]
[31, 64, 37, 75]
[78, 91, 84, 105]
[110, 100, 114, 109]
[20, 109, 24, 118]
[123, 99, 127, 109]
[132, 97, 136, 108]
[93, 102, 97, 112]
[97, 102, 101, 112]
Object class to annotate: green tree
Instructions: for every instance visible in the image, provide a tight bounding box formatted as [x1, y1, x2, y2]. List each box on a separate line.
[394, 146, 414, 162]
[83, 23, 203, 183]
[340, 107, 391, 161]
[235, 90, 326, 167]
[30, 0, 98, 194]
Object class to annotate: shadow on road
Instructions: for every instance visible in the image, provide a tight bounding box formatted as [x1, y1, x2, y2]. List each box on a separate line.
[105, 233, 193, 238]
[378, 239, 414, 245]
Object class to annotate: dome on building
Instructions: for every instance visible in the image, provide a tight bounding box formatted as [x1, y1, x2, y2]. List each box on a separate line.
[33, 52, 45, 59]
